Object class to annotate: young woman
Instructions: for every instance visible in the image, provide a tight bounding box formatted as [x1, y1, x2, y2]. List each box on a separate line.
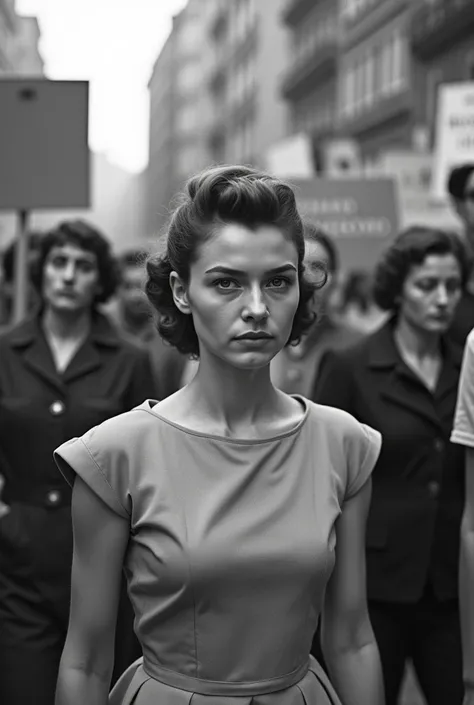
[270, 222, 362, 397]
[451, 327, 474, 705]
[54, 166, 384, 705]
[314, 226, 470, 705]
[0, 220, 154, 705]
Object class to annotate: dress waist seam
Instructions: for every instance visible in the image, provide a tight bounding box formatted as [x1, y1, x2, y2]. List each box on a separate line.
[142, 657, 311, 696]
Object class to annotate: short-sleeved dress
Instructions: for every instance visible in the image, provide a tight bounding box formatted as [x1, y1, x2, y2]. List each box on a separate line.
[451, 328, 474, 448]
[54, 396, 381, 705]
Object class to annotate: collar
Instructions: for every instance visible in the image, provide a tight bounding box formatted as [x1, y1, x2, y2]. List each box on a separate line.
[8, 310, 121, 349]
[367, 317, 463, 370]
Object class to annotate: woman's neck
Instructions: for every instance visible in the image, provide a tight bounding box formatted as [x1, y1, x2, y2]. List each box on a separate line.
[393, 316, 441, 360]
[42, 306, 92, 341]
[186, 352, 281, 433]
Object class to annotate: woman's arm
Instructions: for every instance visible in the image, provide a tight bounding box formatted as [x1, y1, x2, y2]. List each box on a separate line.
[321, 478, 385, 705]
[55, 476, 129, 705]
[461, 449, 474, 705]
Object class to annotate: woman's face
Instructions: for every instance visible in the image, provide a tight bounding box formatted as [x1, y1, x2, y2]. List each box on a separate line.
[172, 223, 300, 369]
[42, 242, 101, 314]
[304, 239, 333, 312]
[398, 253, 462, 334]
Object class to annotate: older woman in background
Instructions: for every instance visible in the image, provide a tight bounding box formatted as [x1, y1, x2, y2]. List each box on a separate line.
[314, 226, 470, 705]
[0, 220, 154, 705]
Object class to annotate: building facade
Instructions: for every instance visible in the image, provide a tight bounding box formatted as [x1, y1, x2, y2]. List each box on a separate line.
[411, 0, 474, 149]
[281, 0, 339, 144]
[0, 0, 17, 73]
[337, 0, 414, 164]
[11, 16, 44, 75]
[146, 0, 214, 234]
[206, 0, 288, 166]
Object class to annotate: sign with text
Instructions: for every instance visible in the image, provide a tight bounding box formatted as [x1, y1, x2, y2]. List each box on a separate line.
[291, 178, 399, 270]
[0, 79, 90, 210]
[432, 82, 474, 201]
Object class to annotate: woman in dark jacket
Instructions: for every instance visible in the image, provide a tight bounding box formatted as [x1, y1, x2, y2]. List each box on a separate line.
[0, 220, 154, 705]
[313, 226, 471, 705]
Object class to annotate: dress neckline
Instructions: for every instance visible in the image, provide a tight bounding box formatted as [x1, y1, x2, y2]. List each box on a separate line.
[140, 395, 310, 445]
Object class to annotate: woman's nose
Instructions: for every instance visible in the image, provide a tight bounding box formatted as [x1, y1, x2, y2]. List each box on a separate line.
[242, 288, 269, 321]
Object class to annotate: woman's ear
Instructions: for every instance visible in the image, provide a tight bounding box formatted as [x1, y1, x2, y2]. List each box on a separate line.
[170, 271, 191, 315]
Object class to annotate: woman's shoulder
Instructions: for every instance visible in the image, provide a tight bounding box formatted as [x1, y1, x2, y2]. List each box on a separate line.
[79, 401, 159, 452]
[304, 398, 362, 435]
[303, 399, 382, 500]
[303, 399, 381, 465]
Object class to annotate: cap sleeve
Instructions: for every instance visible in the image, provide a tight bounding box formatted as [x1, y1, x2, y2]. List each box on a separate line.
[345, 421, 382, 501]
[451, 330, 474, 448]
[54, 421, 131, 519]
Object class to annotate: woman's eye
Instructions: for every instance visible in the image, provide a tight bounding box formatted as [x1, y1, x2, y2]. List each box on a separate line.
[416, 280, 436, 292]
[268, 277, 289, 288]
[215, 278, 238, 290]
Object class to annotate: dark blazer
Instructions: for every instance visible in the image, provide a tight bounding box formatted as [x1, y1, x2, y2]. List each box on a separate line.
[0, 312, 154, 621]
[312, 319, 464, 604]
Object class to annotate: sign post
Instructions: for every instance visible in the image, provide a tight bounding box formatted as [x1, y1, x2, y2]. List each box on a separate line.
[0, 79, 90, 323]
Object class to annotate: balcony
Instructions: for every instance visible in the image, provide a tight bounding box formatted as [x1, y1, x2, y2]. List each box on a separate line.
[340, 90, 413, 140]
[281, 41, 338, 101]
[411, 0, 474, 60]
[282, 0, 324, 27]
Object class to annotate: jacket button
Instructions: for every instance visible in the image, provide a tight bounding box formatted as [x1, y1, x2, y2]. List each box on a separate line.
[428, 481, 440, 499]
[434, 438, 445, 452]
[46, 489, 61, 506]
[49, 400, 65, 416]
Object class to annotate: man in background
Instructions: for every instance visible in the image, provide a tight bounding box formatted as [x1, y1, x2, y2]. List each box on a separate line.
[115, 248, 187, 398]
[447, 164, 474, 346]
[271, 222, 363, 397]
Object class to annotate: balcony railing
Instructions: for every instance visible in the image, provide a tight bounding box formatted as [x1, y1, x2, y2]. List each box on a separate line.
[281, 39, 338, 101]
[411, 0, 474, 59]
[282, 0, 324, 26]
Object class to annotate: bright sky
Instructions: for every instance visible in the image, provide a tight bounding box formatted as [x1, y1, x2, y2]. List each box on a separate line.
[16, 0, 188, 173]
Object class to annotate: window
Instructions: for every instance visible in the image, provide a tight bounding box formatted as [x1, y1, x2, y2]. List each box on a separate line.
[339, 25, 407, 121]
[364, 49, 375, 107]
[341, 65, 356, 118]
[177, 105, 198, 134]
[178, 63, 200, 93]
[391, 29, 406, 92]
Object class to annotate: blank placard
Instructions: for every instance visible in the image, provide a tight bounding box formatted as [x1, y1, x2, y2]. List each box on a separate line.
[0, 79, 90, 210]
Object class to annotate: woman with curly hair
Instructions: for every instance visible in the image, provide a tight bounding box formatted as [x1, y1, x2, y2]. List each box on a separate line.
[314, 226, 471, 705]
[53, 166, 384, 705]
[0, 220, 154, 705]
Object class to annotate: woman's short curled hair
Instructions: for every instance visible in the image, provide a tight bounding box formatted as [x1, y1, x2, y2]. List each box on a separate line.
[32, 219, 119, 305]
[146, 165, 324, 356]
[373, 225, 472, 312]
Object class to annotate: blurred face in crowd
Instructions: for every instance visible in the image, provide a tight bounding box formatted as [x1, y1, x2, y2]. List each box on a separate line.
[171, 223, 300, 370]
[118, 264, 150, 323]
[398, 253, 462, 335]
[456, 171, 474, 232]
[304, 239, 335, 313]
[42, 242, 101, 315]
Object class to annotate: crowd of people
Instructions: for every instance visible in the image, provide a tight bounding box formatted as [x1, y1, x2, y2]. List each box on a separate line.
[0, 162, 474, 705]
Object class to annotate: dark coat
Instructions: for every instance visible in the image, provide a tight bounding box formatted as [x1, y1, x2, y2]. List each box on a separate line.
[312, 319, 464, 604]
[0, 312, 154, 622]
